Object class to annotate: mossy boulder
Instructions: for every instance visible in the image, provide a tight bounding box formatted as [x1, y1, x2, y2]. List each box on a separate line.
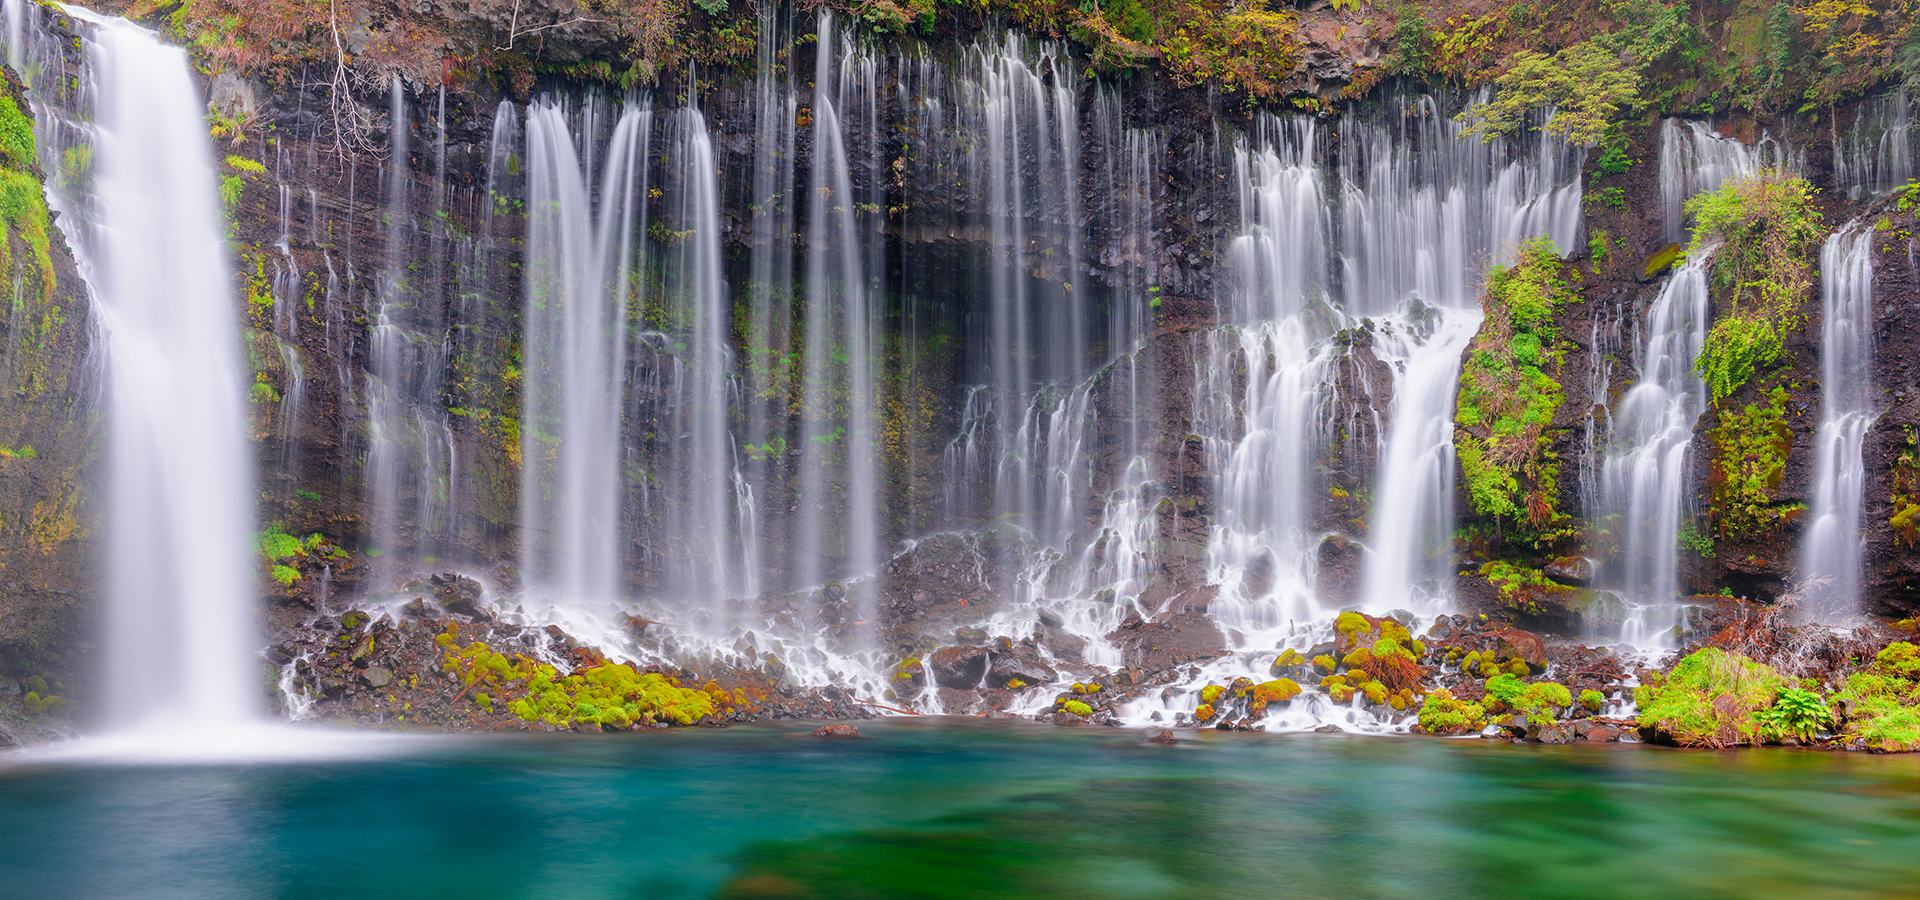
[1633, 648, 1785, 747]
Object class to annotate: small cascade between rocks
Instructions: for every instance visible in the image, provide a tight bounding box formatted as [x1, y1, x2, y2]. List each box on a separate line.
[1799, 223, 1878, 619]
[13, 5, 254, 730]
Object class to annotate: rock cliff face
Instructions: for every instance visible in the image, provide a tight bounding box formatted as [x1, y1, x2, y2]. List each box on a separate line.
[1, 0, 1918, 732]
[0, 65, 101, 732]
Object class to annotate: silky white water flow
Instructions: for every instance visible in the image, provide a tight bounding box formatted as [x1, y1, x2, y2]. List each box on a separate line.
[1799, 224, 1878, 619]
[1656, 119, 1799, 244]
[1598, 254, 1712, 645]
[796, 12, 881, 596]
[1833, 87, 1913, 199]
[14, 8, 254, 731]
[519, 96, 649, 606]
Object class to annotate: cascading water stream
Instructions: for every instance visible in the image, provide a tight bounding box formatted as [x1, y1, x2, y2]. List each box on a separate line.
[519, 95, 649, 607]
[796, 13, 881, 600]
[1833, 87, 1913, 199]
[16, 7, 253, 731]
[1598, 254, 1712, 644]
[1799, 224, 1878, 619]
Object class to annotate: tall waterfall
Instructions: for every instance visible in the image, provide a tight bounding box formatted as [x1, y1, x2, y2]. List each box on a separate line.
[519, 96, 650, 605]
[1800, 224, 1878, 618]
[796, 13, 881, 595]
[20, 8, 253, 728]
[1599, 255, 1712, 642]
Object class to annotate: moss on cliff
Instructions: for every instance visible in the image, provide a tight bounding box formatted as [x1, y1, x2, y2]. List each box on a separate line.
[1708, 383, 1801, 541]
[1455, 237, 1574, 546]
[1687, 171, 1821, 405]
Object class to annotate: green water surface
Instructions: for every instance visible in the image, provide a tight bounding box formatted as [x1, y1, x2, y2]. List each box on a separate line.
[0, 720, 1914, 899]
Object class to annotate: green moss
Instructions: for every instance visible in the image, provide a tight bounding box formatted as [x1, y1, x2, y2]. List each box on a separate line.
[1710, 385, 1798, 540]
[270, 564, 300, 586]
[1686, 172, 1822, 404]
[1579, 689, 1605, 711]
[440, 626, 717, 728]
[1199, 684, 1224, 705]
[1455, 238, 1574, 544]
[1633, 648, 1786, 747]
[1249, 678, 1302, 708]
[1831, 642, 1920, 751]
[1416, 688, 1487, 734]
[1891, 428, 1920, 547]
[1062, 700, 1093, 718]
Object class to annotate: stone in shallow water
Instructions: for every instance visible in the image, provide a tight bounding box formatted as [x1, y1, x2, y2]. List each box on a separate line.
[812, 724, 859, 737]
[1149, 729, 1177, 744]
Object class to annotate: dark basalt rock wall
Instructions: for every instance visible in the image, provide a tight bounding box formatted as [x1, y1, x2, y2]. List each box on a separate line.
[4, 0, 1920, 736]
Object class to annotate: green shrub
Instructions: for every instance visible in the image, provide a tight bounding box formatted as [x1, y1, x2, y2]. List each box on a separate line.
[1634, 648, 1786, 747]
[1685, 172, 1822, 404]
[1754, 687, 1832, 743]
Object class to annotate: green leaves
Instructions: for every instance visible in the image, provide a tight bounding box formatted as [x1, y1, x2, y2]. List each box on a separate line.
[1458, 43, 1640, 147]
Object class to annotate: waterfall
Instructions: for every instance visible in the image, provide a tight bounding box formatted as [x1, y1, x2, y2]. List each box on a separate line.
[519, 95, 649, 605]
[366, 78, 460, 580]
[796, 12, 881, 595]
[1833, 87, 1914, 199]
[1656, 119, 1795, 244]
[1599, 255, 1712, 643]
[1358, 310, 1481, 614]
[1203, 118, 1331, 627]
[1335, 99, 1579, 610]
[1799, 224, 1878, 618]
[22, 9, 254, 728]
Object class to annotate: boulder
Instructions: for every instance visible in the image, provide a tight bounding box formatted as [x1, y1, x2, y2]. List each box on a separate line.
[360, 666, 393, 689]
[812, 724, 860, 737]
[928, 645, 991, 688]
[1544, 557, 1595, 586]
[1106, 612, 1227, 673]
[1148, 729, 1177, 744]
[934, 687, 984, 714]
[987, 645, 1056, 689]
[1530, 721, 1579, 744]
[1494, 627, 1548, 671]
[402, 597, 444, 620]
[431, 572, 490, 620]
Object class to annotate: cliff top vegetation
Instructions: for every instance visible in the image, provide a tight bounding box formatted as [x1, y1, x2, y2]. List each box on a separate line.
[101, 0, 1917, 128]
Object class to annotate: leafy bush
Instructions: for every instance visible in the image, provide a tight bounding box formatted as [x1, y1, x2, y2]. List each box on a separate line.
[1754, 687, 1832, 743]
[1633, 648, 1786, 747]
[1457, 42, 1640, 146]
[1686, 172, 1822, 403]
